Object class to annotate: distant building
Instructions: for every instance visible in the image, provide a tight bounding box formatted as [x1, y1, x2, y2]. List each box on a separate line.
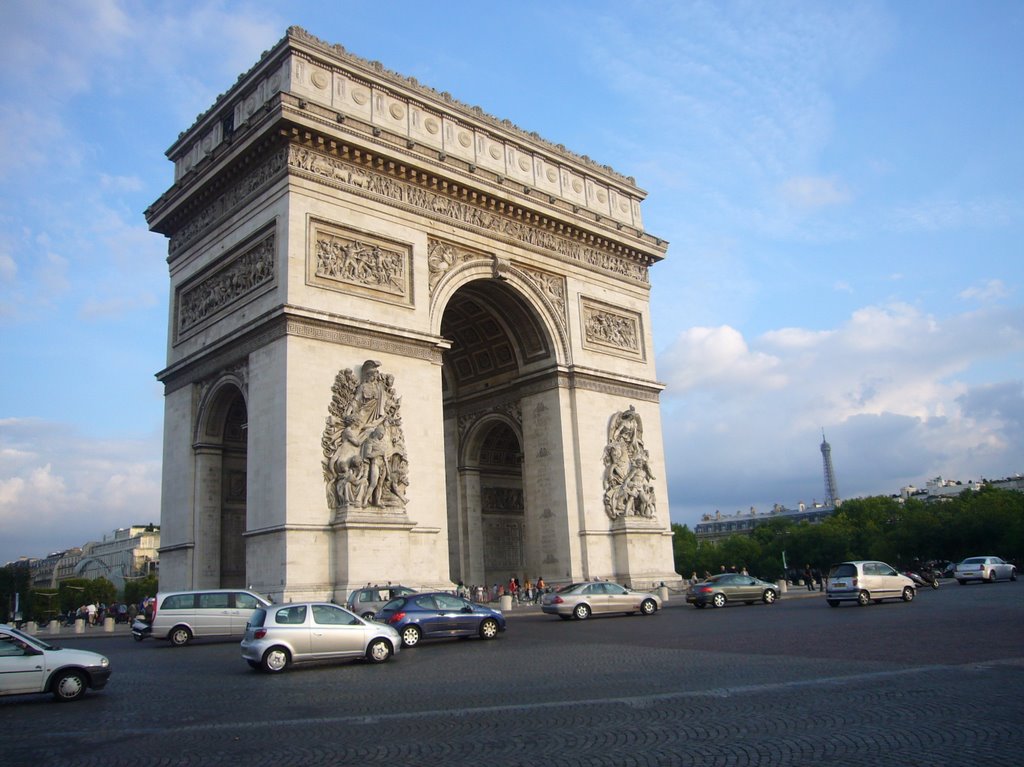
[694, 503, 835, 543]
[899, 476, 983, 502]
[24, 525, 160, 592]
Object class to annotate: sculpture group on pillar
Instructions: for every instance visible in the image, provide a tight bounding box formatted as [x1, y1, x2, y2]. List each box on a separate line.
[322, 360, 409, 512]
[602, 405, 656, 520]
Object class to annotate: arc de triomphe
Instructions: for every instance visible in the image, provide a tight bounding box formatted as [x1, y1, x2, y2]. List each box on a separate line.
[146, 28, 679, 601]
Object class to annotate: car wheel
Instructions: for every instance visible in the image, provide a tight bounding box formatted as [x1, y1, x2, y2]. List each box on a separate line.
[132, 632, 144, 642]
[1012, 570, 1017, 582]
[857, 590, 870, 606]
[246, 660, 260, 669]
[169, 626, 192, 647]
[762, 589, 777, 604]
[401, 625, 422, 647]
[361, 612, 375, 620]
[827, 600, 840, 608]
[902, 587, 915, 602]
[712, 593, 727, 608]
[988, 570, 997, 583]
[366, 638, 393, 663]
[573, 603, 592, 620]
[52, 670, 87, 702]
[261, 646, 289, 673]
[479, 618, 500, 640]
[640, 598, 657, 616]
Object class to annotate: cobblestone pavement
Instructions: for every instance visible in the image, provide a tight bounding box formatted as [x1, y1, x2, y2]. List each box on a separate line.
[2, 581, 1021, 766]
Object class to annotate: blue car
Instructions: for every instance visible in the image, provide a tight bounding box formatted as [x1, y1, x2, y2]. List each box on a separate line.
[374, 592, 506, 648]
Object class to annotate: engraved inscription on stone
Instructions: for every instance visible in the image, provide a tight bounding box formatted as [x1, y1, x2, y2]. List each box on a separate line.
[177, 231, 275, 339]
[481, 487, 524, 514]
[581, 298, 644, 359]
[309, 220, 411, 304]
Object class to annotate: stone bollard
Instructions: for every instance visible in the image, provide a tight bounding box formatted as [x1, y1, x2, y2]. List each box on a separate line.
[25, 621, 38, 635]
[498, 594, 513, 611]
[658, 585, 669, 603]
[777, 579, 788, 594]
[75, 618, 86, 634]
[103, 616, 115, 633]
[48, 619, 61, 635]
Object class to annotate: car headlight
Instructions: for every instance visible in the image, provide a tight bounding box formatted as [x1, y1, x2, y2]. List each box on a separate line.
[100, 657, 110, 667]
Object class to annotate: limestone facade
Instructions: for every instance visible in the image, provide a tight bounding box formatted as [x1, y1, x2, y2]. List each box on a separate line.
[146, 28, 678, 602]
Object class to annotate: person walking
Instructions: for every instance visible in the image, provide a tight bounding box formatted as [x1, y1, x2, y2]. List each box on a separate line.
[803, 565, 815, 591]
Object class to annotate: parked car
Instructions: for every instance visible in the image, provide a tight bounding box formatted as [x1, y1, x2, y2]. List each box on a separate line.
[241, 602, 400, 673]
[147, 589, 272, 646]
[540, 581, 661, 620]
[0, 624, 111, 702]
[374, 592, 505, 647]
[954, 556, 1017, 584]
[345, 584, 417, 619]
[685, 573, 780, 609]
[826, 561, 916, 607]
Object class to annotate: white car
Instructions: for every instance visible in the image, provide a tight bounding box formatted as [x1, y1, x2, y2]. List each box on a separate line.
[826, 561, 916, 607]
[954, 556, 1017, 584]
[0, 624, 111, 702]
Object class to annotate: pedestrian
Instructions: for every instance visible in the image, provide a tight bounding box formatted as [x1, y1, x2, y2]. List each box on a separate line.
[803, 564, 815, 591]
[688, 571, 698, 585]
[535, 576, 546, 604]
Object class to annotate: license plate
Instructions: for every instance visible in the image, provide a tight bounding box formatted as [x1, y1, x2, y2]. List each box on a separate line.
[833, 582, 847, 588]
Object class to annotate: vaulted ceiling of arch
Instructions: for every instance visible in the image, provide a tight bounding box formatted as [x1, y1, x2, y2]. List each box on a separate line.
[441, 281, 551, 395]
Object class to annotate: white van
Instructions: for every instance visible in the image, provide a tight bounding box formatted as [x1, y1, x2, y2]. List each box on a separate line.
[151, 589, 271, 646]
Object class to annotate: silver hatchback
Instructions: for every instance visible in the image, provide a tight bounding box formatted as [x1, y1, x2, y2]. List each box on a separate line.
[241, 602, 401, 673]
[826, 561, 916, 607]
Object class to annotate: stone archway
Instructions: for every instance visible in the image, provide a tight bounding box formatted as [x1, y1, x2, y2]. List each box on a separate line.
[193, 380, 248, 589]
[439, 277, 556, 589]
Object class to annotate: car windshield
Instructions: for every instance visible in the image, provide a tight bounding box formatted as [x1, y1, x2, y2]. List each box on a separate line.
[961, 558, 986, 564]
[557, 583, 585, 594]
[379, 597, 406, 612]
[8, 627, 53, 650]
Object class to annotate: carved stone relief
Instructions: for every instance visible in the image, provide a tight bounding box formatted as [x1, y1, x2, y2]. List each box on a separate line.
[288, 146, 649, 283]
[177, 232, 275, 340]
[581, 298, 644, 359]
[427, 237, 486, 294]
[322, 360, 409, 513]
[519, 265, 567, 328]
[309, 220, 411, 303]
[481, 487, 524, 514]
[602, 405, 656, 520]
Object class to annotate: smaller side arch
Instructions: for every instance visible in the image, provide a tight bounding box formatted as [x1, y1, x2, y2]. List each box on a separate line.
[194, 372, 248, 446]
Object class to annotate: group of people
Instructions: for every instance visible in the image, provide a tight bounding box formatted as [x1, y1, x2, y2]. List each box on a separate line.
[66, 598, 154, 627]
[457, 576, 548, 605]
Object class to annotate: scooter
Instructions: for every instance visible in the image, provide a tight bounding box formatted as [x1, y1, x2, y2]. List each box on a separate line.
[131, 617, 152, 642]
[904, 568, 940, 589]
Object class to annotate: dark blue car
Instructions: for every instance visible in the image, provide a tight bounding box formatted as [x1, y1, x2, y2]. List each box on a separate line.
[373, 592, 506, 648]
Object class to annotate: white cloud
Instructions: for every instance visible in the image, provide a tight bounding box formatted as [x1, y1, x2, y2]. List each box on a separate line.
[0, 418, 161, 563]
[959, 279, 1009, 303]
[662, 300, 1024, 525]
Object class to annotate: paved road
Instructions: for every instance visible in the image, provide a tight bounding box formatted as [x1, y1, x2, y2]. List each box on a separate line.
[2, 580, 1022, 766]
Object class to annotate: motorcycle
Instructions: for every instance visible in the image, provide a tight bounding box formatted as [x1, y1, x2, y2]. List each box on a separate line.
[131, 617, 152, 642]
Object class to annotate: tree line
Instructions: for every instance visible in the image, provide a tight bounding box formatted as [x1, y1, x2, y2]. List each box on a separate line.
[1, 567, 159, 625]
[672, 487, 1023, 581]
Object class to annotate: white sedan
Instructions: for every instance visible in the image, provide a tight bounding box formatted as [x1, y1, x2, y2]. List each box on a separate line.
[0, 624, 112, 701]
[954, 556, 1017, 584]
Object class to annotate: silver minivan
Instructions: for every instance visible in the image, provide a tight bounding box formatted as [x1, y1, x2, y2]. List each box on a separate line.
[826, 561, 916, 607]
[151, 589, 271, 646]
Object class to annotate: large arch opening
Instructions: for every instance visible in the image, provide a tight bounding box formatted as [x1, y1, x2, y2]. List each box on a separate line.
[194, 383, 248, 589]
[440, 278, 557, 590]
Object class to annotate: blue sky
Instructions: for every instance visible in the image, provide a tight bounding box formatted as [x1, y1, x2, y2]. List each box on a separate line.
[1, 1, 1022, 564]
